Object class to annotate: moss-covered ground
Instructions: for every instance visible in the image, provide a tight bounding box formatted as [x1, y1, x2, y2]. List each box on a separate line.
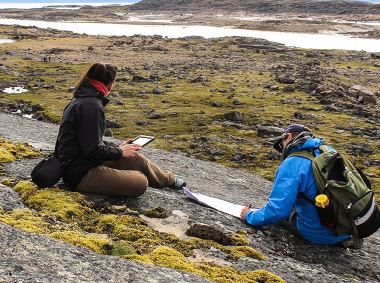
[0, 23, 379, 282]
[0, 176, 282, 283]
[0, 135, 283, 282]
[0, 25, 378, 198]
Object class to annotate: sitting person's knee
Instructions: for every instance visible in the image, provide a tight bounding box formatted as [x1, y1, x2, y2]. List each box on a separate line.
[131, 174, 148, 197]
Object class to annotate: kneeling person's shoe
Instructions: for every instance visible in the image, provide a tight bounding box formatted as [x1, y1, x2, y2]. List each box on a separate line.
[340, 237, 364, 249]
[171, 177, 186, 190]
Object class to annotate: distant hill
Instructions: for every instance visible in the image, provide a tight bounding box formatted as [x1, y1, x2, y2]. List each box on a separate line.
[130, 0, 380, 14]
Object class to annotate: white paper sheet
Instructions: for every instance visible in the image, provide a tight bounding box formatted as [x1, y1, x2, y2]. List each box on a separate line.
[184, 188, 258, 218]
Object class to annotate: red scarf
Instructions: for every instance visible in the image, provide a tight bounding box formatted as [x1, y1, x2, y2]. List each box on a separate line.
[87, 78, 108, 96]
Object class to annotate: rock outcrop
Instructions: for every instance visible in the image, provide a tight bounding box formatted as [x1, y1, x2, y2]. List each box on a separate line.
[0, 112, 379, 282]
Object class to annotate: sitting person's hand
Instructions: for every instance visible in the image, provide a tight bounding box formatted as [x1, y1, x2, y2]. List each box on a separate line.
[120, 143, 142, 157]
[120, 139, 134, 147]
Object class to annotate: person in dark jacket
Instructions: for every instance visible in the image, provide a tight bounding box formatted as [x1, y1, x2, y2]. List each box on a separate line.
[54, 63, 186, 196]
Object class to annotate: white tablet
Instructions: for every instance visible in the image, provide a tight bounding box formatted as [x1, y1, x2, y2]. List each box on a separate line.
[132, 135, 155, 147]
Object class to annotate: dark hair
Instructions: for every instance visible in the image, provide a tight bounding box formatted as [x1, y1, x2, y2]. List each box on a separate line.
[74, 63, 117, 94]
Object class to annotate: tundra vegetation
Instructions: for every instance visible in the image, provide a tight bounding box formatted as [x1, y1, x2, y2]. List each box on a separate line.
[0, 23, 379, 282]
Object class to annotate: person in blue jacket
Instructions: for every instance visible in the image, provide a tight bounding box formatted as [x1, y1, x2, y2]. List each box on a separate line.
[240, 124, 361, 248]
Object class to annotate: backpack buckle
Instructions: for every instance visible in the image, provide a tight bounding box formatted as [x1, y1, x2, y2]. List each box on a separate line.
[346, 203, 352, 215]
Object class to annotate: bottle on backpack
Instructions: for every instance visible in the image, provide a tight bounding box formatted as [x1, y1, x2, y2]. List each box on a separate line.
[315, 194, 336, 228]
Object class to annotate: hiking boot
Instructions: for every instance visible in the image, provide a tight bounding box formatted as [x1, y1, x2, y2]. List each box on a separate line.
[340, 237, 364, 249]
[171, 177, 186, 190]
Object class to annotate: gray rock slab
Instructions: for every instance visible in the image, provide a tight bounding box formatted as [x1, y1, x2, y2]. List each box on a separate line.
[0, 183, 26, 211]
[1, 112, 380, 282]
[0, 222, 211, 283]
[0, 113, 56, 151]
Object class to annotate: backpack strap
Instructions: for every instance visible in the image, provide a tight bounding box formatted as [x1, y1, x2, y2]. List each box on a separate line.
[299, 193, 315, 206]
[288, 146, 325, 194]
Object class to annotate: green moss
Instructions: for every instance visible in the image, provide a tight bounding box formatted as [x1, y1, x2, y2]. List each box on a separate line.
[143, 206, 169, 218]
[126, 246, 277, 283]
[13, 180, 38, 199]
[131, 238, 162, 254]
[243, 270, 286, 283]
[1, 178, 18, 187]
[342, 274, 360, 280]
[0, 139, 40, 162]
[0, 208, 51, 234]
[0, 147, 15, 162]
[110, 240, 136, 257]
[0, 208, 114, 256]
[0, 176, 281, 283]
[114, 225, 159, 242]
[230, 246, 265, 260]
[50, 230, 112, 254]
[230, 230, 250, 246]
[95, 214, 119, 233]
[24, 187, 95, 223]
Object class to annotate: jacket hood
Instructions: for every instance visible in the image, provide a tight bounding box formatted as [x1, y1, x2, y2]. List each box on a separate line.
[74, 79, 109, 106]
[282, 132, 323, 160]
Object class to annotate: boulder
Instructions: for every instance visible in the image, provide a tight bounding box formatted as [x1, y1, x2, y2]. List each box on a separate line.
[277, 74, 295, 84]
[211, 101, 221, 107]
[105, 119, 121, 128]
[152, 87, 164, 94]
[349, 85, 376, 98]
[257, 126, 284, 137]
[132, 75, 150, 82]
[358, 95, 377, 105]
[148, 110, 162, 119]
[323, 105, 341, 112]
[225, 111, 244, 122]
[190, 76, 204, 83]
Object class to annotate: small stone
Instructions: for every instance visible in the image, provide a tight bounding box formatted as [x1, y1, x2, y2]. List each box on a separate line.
[148, 110, 162, 119]
[152, 87, 164, 94]
[104, 128, 113, 137]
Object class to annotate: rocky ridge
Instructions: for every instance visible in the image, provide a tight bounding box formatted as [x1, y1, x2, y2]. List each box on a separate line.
[130, 0, 380, 14]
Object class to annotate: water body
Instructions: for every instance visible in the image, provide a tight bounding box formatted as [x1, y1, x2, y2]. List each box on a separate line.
[0, 2, 135, 9]
[0, 38, 14, 44]
[0, 18, 379, 52]
[3, 86, 28, 94]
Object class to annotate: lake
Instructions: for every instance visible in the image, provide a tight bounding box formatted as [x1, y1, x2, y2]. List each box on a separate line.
[0, 2, 136, 9]
[0, 18, 379, 52]
[0, 38, 14, 44]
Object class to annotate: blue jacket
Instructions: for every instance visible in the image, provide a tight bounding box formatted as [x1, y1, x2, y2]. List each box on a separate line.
[245, 137, 350, 244]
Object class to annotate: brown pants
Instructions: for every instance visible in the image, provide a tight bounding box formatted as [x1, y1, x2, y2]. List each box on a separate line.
[76, 154, 174, 197]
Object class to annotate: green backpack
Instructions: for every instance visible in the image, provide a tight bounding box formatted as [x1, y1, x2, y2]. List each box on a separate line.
[289, 145, 380, 239]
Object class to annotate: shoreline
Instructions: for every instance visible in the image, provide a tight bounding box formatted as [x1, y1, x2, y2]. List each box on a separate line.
[0, 6, 379, 39]
[0, 18, 379, 52]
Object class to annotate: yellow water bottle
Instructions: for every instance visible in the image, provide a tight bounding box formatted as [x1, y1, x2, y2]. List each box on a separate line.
[315, 194, 336, 227]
